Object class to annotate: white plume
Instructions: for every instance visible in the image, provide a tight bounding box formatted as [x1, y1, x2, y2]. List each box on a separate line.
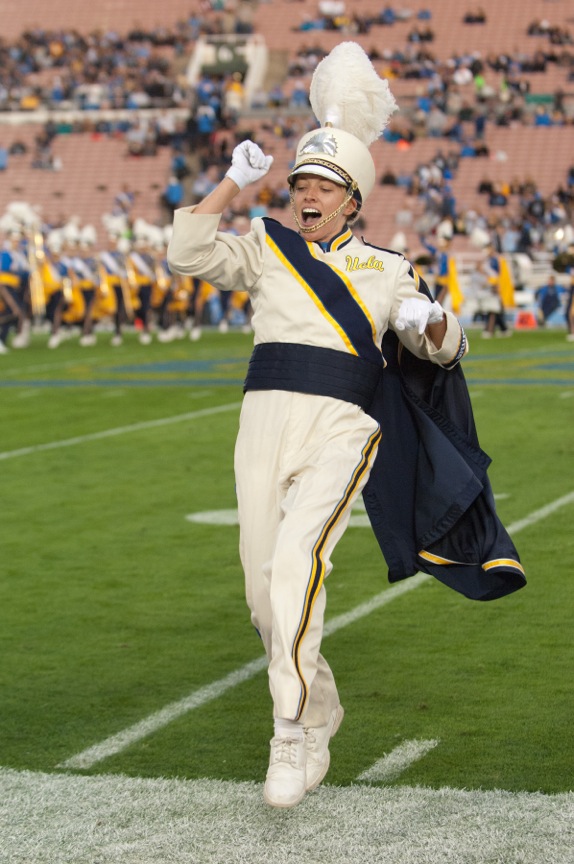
[469, 226, 492, 249]
[133, 217, 151, 239]
[80, 224, 97, 247]
[309, 42, 398, 146]
[6, 200, 41, 228]
[102, 212, 128, 238]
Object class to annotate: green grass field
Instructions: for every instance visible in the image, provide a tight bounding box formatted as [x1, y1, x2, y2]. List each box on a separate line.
[1, 327, 573, 863]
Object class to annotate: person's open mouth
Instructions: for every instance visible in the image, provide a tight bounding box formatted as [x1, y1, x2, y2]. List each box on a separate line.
[301, 207, 322, 227]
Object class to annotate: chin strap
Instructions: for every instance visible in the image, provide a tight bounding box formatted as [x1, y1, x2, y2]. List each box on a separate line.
[289, 187, 357, 234]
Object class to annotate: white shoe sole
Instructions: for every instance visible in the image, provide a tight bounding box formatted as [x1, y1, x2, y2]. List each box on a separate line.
[263, 783, 306, 809]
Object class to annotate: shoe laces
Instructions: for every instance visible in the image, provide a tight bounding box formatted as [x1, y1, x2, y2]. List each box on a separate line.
[303, 727, 317, 746]
[272, 737, 301, 766]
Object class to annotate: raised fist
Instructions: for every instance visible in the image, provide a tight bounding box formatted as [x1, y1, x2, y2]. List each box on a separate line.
[225, 140, 274, 190]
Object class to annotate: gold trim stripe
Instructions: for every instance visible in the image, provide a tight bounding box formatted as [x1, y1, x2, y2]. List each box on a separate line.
[419, 550, 525, 577]
[418, 550, 462, 566]
[292, 425, 382, 719]
[265, 233, 357, 355]
[483, 558, 525, 574]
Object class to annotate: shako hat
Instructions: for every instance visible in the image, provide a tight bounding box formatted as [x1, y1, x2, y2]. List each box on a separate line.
[288, 42, 397, 209]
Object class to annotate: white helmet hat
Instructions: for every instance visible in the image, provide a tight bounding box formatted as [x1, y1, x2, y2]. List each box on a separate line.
[390, 230, 408, 255]
[62, 218, 81, 247]
[116, 236, 131, 255]
[0, 212, 22, 237]
[46, 229, 63, 254]
[102, 212, 128, 239]
[80, 224, 97, 248]
[288, 127, 376, 205]
[146, 224, 165, 250]
[287, 42, 397, 212]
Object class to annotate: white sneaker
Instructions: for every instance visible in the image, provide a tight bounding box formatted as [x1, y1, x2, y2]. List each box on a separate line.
[79, 334, 97, 347]
[190, 326, 202, 342]
[139, 332, 152, 345]
[567, 333, 574, 342]
[157, 327, 174, 343]
[0, 340, 8, 355]
[13, 321, 31, 348]
[304, 704, 344, 791]
[218, 319, 229, 333]
[47, 333, 61, 349]
[263, 736, 306, 808]
[111, 334, 123, 347]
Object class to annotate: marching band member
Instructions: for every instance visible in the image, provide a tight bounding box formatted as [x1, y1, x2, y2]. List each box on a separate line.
[167, 42, 524, 811]
[0, 222, 31, 352]
[43, 230, 69, 349]
[149, 225, 178, 343]
[128, 220, 156, 345]
[77, 225, 100, 346]
[187, 276, 219, 341]
[61, 221, 88, 337]
[167, 44, 453, 808]
[481, 240, 513, 338]
[100, 229, 131, 347]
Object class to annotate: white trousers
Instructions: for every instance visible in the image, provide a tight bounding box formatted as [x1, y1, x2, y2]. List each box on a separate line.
[234, 390, 381, 726]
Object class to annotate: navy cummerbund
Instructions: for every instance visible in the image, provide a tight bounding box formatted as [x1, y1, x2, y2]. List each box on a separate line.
[243, 342, 382, 411]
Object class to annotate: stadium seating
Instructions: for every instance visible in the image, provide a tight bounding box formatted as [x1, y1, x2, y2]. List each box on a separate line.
[0, 0, 573, 254]
[2, 125, 173, 232]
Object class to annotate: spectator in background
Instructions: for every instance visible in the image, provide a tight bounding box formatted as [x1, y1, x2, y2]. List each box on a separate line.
[190, 164, 221, 203]
[223, 72, 245, 121]
[481, 242, 512, 337]
[113, 184, 136, 216]
[534, 105, 553, 127]
[464, 8, 487, 24]
[566, 266, 574, 341]
[161, 175, 184, 215]
[535, 274, 566, 326]
[489, 183, 509, 208]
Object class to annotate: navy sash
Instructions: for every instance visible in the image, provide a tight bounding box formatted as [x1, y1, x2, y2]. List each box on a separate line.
[263, 218, 382, 365]
[244, 342, 381, 411]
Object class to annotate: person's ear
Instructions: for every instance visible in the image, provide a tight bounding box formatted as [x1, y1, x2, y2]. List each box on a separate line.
[344, 197, 358, 219]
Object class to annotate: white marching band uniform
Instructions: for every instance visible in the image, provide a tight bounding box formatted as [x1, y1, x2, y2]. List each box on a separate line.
[167, 42, 477, 810]
[168, 203, 466, 728]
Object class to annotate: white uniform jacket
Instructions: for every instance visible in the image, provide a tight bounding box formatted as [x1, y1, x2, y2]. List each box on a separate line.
[168, 211, 525, 605]
[167, 210, 467, 383]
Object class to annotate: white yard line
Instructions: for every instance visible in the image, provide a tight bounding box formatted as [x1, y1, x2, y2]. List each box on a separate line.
[0, 402, 242, 461]
[58, 575, 430, 770]
[357, 739, 440, 782]
[58, 492, 574, 771]
[506, 491, 574, 534]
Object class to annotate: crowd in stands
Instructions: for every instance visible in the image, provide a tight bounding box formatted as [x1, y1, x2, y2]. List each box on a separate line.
[1, 2, 574, 273]
[1, 3, 573, 117]
[0, 2, 262, 113]
[2, 3, 574, 352]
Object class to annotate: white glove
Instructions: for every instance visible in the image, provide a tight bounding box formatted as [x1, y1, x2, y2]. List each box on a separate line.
[225, 140, 274, 190]
[395, 298, 445, 335]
